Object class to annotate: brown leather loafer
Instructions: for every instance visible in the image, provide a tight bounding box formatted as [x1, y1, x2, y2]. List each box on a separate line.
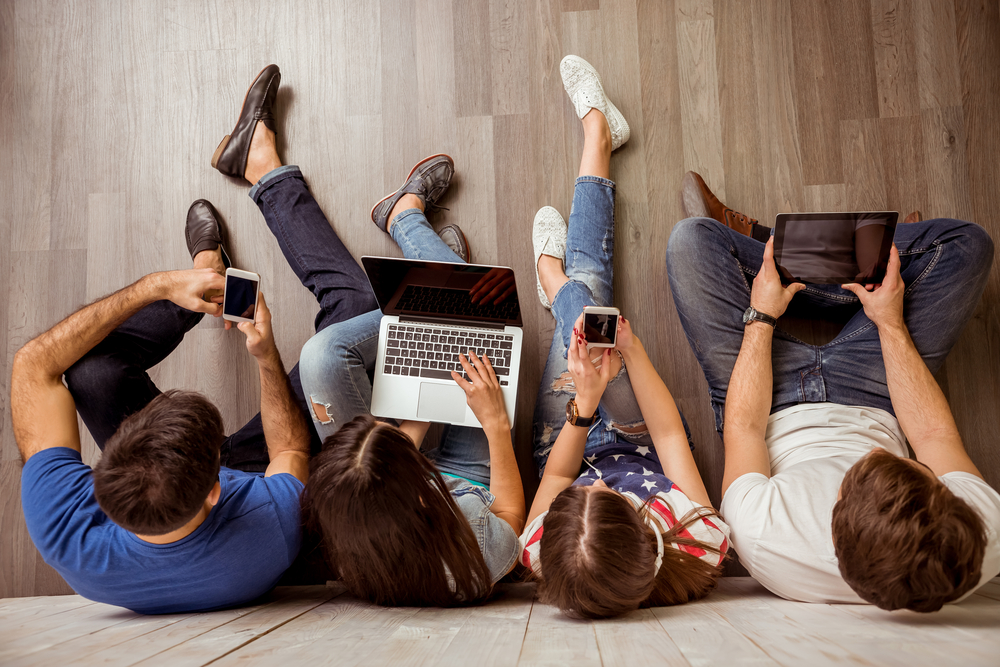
[438, 224, 471, 263]
[371, 154, 454, 232]
[186, 199, 231, 268]
[211, 65, 280, 180]
[681, 171, 769, 241]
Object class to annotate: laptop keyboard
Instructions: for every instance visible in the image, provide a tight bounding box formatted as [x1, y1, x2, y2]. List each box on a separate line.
[384, 324, 513, 386]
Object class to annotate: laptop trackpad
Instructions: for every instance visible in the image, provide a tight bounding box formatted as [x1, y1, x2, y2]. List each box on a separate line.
[417, 383, 468, 423]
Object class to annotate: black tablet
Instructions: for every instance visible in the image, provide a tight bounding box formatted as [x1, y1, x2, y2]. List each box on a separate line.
[773, 212, 898, 285]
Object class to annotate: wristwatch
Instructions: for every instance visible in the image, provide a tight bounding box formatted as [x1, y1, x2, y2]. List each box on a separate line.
[566, 399, 598, 427]
[743, 306, 777, 328]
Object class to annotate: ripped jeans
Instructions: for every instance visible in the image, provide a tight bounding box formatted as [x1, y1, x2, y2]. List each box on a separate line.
[298, 208, 497, 485]
[533, 177, 691, 475]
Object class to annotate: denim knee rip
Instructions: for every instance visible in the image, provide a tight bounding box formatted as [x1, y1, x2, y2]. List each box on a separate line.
[310, 395, 334, 425]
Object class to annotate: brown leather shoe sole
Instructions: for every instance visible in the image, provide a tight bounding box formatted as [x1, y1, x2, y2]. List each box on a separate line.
[369, 153, 453, 223]
[211, 64, 274, 171]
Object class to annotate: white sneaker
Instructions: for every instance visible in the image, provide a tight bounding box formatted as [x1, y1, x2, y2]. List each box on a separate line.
[560, 55, 630, 151]
[533, 206, 568, 310]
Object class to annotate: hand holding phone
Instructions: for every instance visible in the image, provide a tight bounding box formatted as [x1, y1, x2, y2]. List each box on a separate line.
[236, 292, 278, 362]
[582, 306, 620, 350]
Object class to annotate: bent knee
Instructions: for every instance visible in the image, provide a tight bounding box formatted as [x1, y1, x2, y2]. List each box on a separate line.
[64, 355, 129, 396]
[666, 218, 724, 267]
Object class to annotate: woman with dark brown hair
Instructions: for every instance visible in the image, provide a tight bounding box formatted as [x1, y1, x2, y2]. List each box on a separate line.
[520, 55, 730, 619]
[298, 151, 525, 607]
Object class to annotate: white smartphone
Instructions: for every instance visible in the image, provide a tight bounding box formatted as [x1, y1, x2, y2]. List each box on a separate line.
[582, 306, 620, 349]
[223, 268, 261, 323]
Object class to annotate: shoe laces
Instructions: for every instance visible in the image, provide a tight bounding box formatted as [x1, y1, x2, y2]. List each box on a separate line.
[725, 209, 758, 227]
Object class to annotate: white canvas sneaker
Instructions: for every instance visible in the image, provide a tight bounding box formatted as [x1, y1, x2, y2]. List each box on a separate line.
[560, 55, 630, 150]
[533, 206, 568, 310]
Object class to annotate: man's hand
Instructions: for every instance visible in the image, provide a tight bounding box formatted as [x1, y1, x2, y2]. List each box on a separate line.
[751, 237, 806, 318]
[750, 236, 806, 319]
[569, 313, 612, 417]
[237, 293, 278, 362]
[451, 350, 510, 433]
[159, 269, 226, 316]
[842, 245, 905, 331]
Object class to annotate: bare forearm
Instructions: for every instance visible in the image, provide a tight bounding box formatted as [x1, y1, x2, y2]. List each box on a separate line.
[18, 275, 163, 379]
[879, 323, 976, 474]
[258, 354, 310, 459]
[619, 340, 687, 444]
[721, 323, 774, 494]
[485, 425, 525, 533]
[725, 324, 773, 436]
[620, 340, 712, 507]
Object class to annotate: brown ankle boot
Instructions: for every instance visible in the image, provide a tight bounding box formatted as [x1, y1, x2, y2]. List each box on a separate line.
[681, 171, 764, 239]
[903, 210, 922, 224]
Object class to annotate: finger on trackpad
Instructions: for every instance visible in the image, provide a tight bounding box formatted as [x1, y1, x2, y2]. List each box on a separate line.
[416, 383, 468, 423]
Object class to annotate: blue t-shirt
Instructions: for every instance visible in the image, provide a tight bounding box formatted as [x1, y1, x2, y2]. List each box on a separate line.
[21, 447, 304, 614]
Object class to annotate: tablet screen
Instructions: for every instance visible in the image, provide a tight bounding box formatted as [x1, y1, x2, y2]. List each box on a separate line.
[773, 212, 898, 284]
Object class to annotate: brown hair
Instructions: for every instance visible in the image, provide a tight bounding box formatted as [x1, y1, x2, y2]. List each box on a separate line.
[536, 485, 724, 618]
[94, 390, 223, 535]
[302, 415, 493, 607]
[833, 448, 987, 612]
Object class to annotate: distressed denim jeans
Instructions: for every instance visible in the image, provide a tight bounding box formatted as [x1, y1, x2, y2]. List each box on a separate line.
[298, 208, 497, 485]
[665, 217, 994, 433]
[532, 177, 692, 476]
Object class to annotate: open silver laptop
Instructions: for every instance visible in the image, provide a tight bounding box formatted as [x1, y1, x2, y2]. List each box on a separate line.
[362, 257, 524, 428]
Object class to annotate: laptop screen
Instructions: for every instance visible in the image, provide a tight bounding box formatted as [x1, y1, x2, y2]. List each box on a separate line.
[361, 257, 523, 327]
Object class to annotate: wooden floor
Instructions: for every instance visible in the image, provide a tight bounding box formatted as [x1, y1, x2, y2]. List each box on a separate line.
[1, 578, 999, 666]
[2, 0, 999, 596]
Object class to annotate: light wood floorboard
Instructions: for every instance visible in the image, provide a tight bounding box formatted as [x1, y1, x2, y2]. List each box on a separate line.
[7, 580, 996, 665]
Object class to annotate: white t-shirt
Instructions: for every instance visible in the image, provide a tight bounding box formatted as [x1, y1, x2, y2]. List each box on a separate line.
[720, 402, 1000, 604]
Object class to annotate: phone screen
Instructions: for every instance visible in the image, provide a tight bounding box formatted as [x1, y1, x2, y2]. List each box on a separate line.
[224, 275, 259, 320]
[583, 311, 618, 346]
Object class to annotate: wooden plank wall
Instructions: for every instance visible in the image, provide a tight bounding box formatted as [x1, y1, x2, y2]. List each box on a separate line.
[1, 0, 998, 596]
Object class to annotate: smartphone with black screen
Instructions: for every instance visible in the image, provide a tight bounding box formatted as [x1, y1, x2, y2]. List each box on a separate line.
[223, 268, 260, 323]
[582, 306, 620, 349]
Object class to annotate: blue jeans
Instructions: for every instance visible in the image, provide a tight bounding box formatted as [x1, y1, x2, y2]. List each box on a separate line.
[665, 217, 994, 433]
[297, 208, 497, 485]
[64, 166, 378, 471]
[531, 177, 691, 476]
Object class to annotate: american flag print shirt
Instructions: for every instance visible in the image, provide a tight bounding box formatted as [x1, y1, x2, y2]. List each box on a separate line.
[518, 442, 730, 575]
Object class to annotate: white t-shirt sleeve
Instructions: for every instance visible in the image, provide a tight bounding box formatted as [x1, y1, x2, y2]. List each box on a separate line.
[940, 472, 1000, 600]
[649, 486, 731, 567]
[719, 472, 772, 571]
[518, 511, 547, 574]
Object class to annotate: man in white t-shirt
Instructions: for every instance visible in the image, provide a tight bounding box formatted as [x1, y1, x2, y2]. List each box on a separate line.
[665, 212, 998, 612]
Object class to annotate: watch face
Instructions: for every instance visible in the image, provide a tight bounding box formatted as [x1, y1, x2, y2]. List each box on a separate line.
[565, 400, 575, 423]
[743, 307, 754, 324]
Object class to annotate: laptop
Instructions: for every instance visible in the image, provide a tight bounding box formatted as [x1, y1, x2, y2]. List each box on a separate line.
[361, 256, 524, 428]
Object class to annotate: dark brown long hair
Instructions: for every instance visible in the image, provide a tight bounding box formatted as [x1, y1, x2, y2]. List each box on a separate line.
[833, 448, 986, 612]
[536, 485, 724, 618]
[301, 415, 493, 606]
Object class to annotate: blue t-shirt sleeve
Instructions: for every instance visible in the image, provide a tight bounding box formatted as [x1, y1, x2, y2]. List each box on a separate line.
[20, 448, 102, 567]
[259, 473, 305, 562]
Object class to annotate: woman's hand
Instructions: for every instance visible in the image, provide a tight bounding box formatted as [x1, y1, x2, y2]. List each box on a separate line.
[570, 313, 612, 417]
[451, 350, 511, 433]
[615, 316, 638, 354]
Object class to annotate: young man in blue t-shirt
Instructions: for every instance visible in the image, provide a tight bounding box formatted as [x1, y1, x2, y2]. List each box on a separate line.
[10, 64, 386, 614]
